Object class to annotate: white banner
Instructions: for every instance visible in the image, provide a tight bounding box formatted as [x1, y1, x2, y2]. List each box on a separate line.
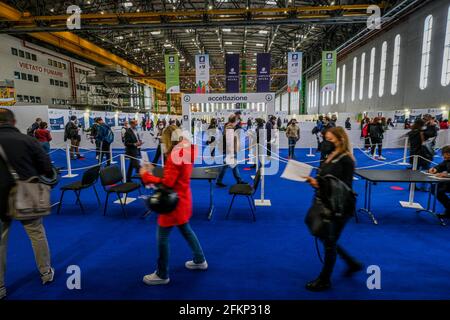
[48, 108, 69, 131]
[195, 54, 210, 94]
[287, 52, 302, 93]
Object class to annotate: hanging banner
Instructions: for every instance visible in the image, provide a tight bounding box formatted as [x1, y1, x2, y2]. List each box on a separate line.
[165, 54, 180, 93]
[321, 51, 337, 92]
[118, 114, 127, 126]
[428, 108, 444, 122]
[48, 108, 68, 131]
[105, 112, 116, 127]
[69, 109, 86, 129]
[225, 54, 240, 93]
[88, 111, 105, 127]
[287, 52, 302, 93]
[195, 54, 210, 94]
[409, 109, 426, 122]
[256, 53, 271, 92]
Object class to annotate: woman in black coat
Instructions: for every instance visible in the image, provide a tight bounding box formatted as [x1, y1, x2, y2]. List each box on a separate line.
[304, 127, 362, 292]
[369, 117, 385, 160]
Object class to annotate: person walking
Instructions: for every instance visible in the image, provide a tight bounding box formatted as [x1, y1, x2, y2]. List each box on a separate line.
[64, 115, 84, 160]
[34, 122, 52, 154]
[369, 117, 385, 160]
[96, 117, 114, 166]
[124, 119, 143, 182]
[216, 115, 245, 187]
[286, 119, 300, 159]
[206, 118, 219, 157]
[152, 121, 165, 165]
[304, 127, 362, 291]
[140, 125, 207, 285]
[0, 108, 55, 300]
[265, 116, 276, 157]
[408, 118, 432, 191]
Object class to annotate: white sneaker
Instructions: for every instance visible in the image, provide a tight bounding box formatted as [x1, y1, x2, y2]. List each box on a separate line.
[0, 286, 6, 300]
[378, 156, 386, 160]
[372, 155, 378, 160]
[185, 260, 208, 270]
[143, 272, 170, 285]
[41, 267, 55, 285]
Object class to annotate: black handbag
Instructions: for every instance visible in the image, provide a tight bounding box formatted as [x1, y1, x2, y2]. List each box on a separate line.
[146, 184, 179, 214]
[305, 196, 333, 238]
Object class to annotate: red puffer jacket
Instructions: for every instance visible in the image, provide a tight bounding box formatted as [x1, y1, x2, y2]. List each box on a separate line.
[141, 140, 197, 227]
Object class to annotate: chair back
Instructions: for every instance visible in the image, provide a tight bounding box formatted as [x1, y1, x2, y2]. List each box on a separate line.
[82, 165, 100, 186]
[99, 166, 123, 187]
[252, 169, 262, 194]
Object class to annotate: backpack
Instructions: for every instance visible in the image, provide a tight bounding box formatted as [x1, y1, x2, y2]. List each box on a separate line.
[100, 125, 114, 144]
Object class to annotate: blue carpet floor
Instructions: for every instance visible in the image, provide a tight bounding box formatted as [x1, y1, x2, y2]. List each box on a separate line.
[3, 147, 450, 300]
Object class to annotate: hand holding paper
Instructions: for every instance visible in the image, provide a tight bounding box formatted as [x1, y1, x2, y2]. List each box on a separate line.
[281, 159, 314, 182]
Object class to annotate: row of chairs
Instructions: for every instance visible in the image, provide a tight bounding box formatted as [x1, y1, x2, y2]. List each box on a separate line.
[57, 165, 141, 217]
[56, 164, 262, 221]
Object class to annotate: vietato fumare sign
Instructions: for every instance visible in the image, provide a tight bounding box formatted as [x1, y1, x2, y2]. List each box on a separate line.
[17, 61, 64, 78]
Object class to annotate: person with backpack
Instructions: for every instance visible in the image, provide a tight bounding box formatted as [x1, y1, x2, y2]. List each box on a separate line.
[64, 116, 84, 160]
[96, 117, 114, 166]
[369, 117, 385, 160]
[0, 108, 55, 300]
[27, 118, 41, 137]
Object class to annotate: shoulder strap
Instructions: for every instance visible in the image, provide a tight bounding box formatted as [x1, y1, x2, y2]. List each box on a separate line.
[0, 145, 19, 181]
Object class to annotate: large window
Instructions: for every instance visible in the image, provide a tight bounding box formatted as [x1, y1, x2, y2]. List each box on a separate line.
[442, 7, 450, 87]
[341, 64, 346, 103]
[336, 67, 340, 105]
[314, 79, 318, 108]
[379, 41, 387, 97]
[420, 15, 433, 90]
[391, 35, 401, 95]
[359, 53, 366, 100]
[368, 48, 376, 99]
[352, 57, 358, 101]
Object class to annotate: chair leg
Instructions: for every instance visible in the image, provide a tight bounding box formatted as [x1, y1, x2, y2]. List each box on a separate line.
[246, 196, 256, 222]
[250, 195, 257, 211]
[104, 192, 110, 216]
[226, 195, 236, 220]
[124, 193, 128, 204]
[93, 185, 101, 206]
[57, 190, 66, 214]
[117, 192, 127, 217]
[75, 190, 85, 214]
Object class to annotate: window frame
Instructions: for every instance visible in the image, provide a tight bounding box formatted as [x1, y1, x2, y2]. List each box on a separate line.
[420, 15, 433, 90]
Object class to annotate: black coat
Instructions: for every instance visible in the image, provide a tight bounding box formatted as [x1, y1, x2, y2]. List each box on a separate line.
[0, 124, 53, 220]
[123, 128, 141, 157]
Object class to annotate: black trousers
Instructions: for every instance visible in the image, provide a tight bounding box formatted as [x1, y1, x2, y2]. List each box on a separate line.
[318, 217, 358, 281]
[126, 151, 140, 182]
[98, 142, 111, 166]
[370, 138, 383, 156]
[152, 143, 162, 164]
[436, 183, 450, 213]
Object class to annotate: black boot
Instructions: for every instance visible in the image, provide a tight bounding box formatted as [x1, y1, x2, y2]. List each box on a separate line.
[305, 277, 331, 292]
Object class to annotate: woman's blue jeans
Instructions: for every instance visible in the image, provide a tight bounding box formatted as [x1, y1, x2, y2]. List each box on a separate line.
[41, 142, 50, 154]
[156, 223, 206, 279]
[288, 138, 297, 158]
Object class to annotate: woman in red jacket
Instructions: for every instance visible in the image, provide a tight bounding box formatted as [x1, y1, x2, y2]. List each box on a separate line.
[34, 121, 52, 154]
[140, 125, 207, 285]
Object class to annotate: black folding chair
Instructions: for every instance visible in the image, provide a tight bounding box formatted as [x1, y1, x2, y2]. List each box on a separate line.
[57, 165, 101, 214]
[226, 169, 261, 222]
[99, 165, 141, 217]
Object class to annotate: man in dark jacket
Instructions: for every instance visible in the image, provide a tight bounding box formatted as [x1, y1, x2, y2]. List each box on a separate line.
[265, 116, 276, 156]
[124, 119, 143, 182]
[429, 146, 450, 219]
[0, 108, 55, 300]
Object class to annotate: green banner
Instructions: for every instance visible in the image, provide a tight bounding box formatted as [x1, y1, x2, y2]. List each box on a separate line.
[321, 51, 337, 92]
[165, 54, 180, 93]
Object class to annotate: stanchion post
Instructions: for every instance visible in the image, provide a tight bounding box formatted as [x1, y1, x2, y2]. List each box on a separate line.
[120, 154, 126, 183]
[110, 144, 117, 164]
[254, 152, 272, 207]
[307, 135, 316, 157]
[398, 136, 410, 166]
[62, 142, 78, 178]
[400, 154, 423, 209]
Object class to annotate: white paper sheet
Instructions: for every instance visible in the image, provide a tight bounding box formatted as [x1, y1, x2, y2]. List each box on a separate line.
[281, 159, 314, 182]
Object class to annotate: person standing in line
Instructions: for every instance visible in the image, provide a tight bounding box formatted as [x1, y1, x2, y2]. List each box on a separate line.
[216, 115, 245, 187]
[89, 117, 101, 160]
[265, 116, 276, 157]
[304, 127, 362, 292]
[140, 125, 207, 285]
[27, 118, 42, 137]
[247, 118, 252, 130]
[345, 117, 352, 130]
[0, 108, 55, 300]
[64, 115, 84, 160]
[120, 120, 129, 144]
[386, 118, 395, 129]
[286, 119, 300, 159]
[152, 121, 165, 165]
[408, 118, 431, 191]
[96, 117, 114, 166]
[141, 117, 147, 131]
[361, 118, 371, 153]
[206, 118, 219, 157]
[429, 146, 450, 219]
[124, 119, 143, 182]
[34, 122, 52, 154]
[369, 117, 385, 160]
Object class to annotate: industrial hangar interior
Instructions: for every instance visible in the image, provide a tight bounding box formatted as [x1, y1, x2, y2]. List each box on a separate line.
[0, 0, 450, 303]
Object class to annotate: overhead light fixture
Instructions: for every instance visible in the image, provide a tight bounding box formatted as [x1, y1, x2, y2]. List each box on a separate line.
[100, 11, 105, 14]
[136, 9, 140, 12]
[259, 30, 269, 34]
[223, 28, 231, 32]
[50, 8, 54, 12]
[163, 43, 172, 48]
[208, 5, 213, 10]
[122, 1, 133, 7]
[225, 41, 232, 45]
[256, 43, 264, 47]
[150, 31, 161, 35]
